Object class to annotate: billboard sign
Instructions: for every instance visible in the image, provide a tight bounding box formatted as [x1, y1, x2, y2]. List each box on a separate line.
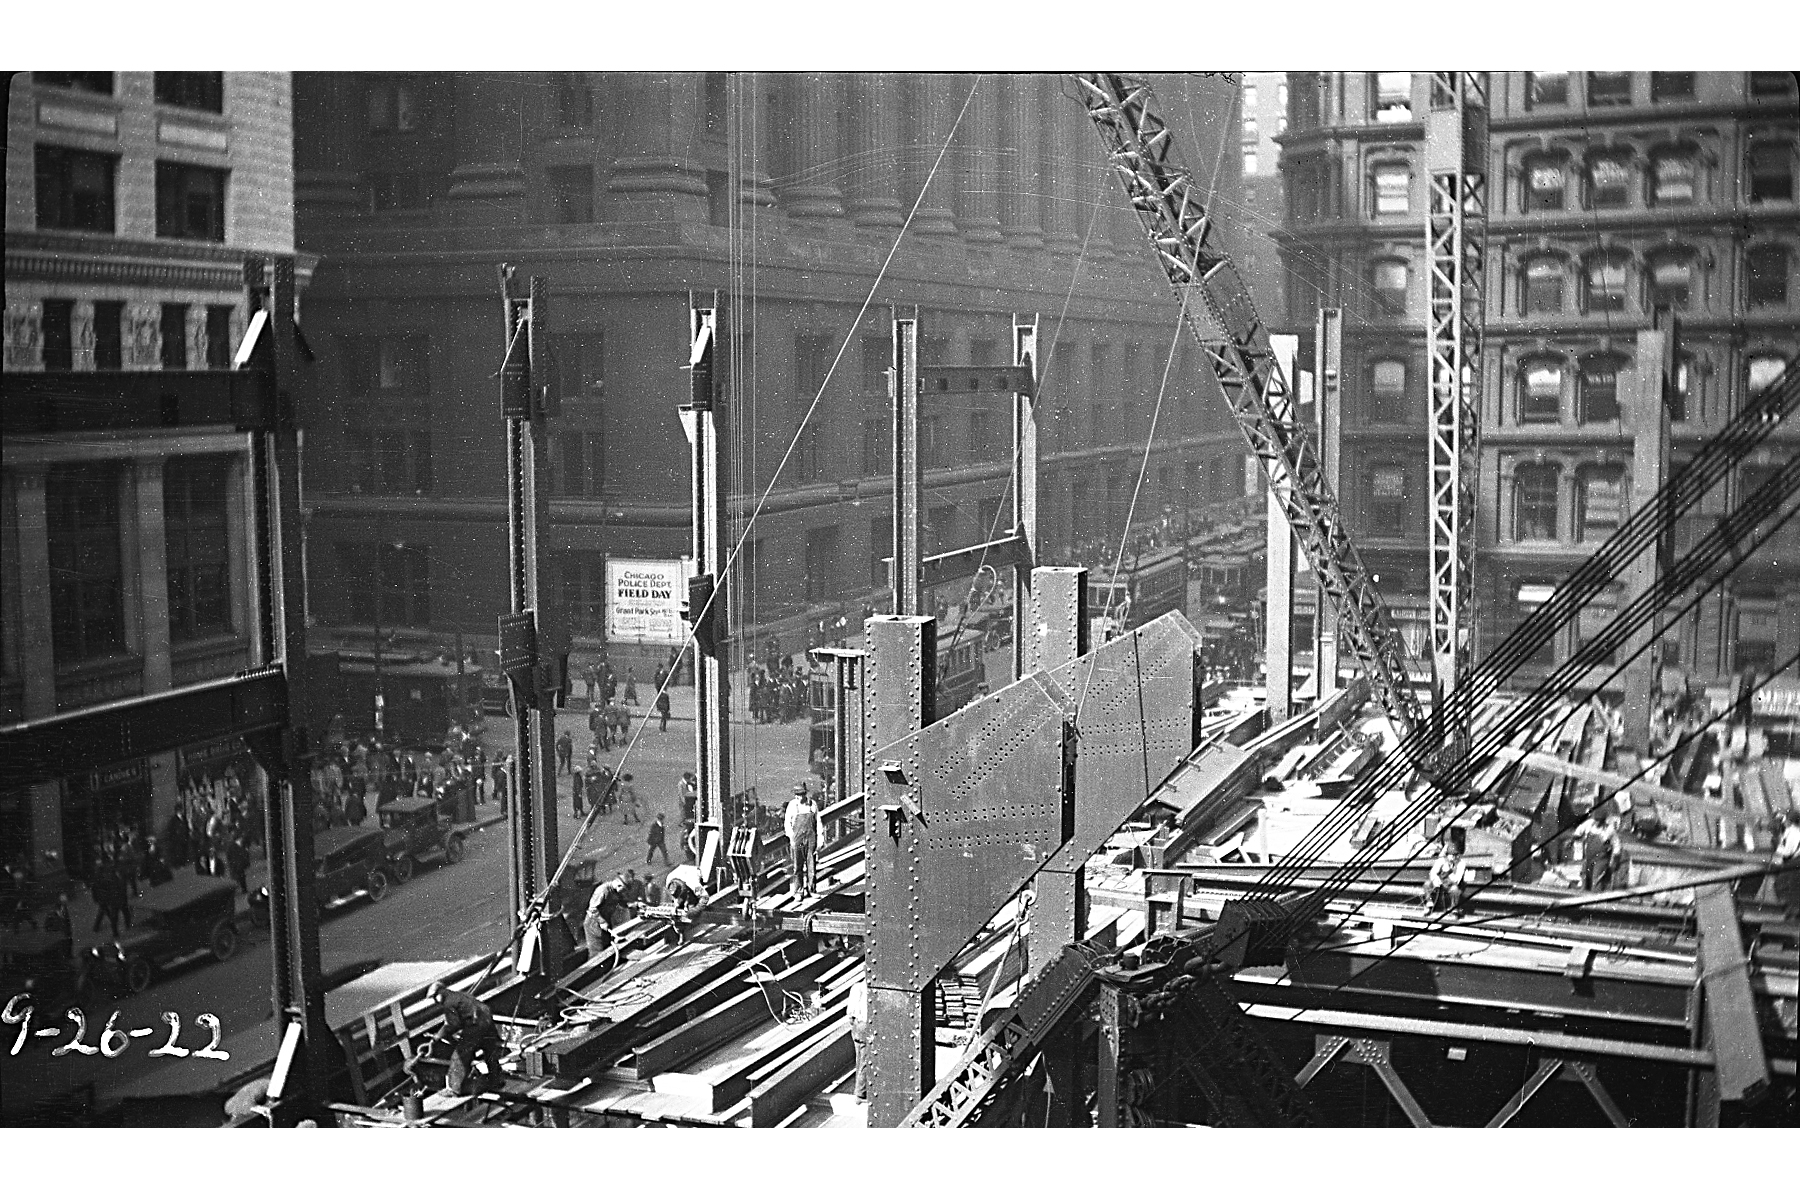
[606, 558, 688, 645]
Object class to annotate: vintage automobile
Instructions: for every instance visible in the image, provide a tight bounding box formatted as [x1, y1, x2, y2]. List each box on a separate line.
[249, 827, 390, 927]
[377, 794, 467, 883]
[89, 876, 241, 995]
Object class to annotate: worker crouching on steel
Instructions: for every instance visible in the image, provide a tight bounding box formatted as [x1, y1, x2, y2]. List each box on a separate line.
[424, 981, 506, 1097]
[1422, 828, 1467, 913]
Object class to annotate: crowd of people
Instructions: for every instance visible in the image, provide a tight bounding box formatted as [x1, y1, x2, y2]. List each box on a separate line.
[748, 658, 810, 725]
[309, 724, 491, 830]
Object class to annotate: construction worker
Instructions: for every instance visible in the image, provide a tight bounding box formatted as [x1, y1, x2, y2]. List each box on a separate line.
[1577, 805, 1623, 892]
[1422, 834, 1467, 913]
[1774, 810, 1800, 917]
[784, 782, 821, 899]
[847, 974, 869, 1101]
[426, 981, 505, 1096]
[664, 862, 705, 910]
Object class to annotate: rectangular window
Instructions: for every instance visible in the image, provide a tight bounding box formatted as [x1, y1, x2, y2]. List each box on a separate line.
[1648, 257, 1692, 310]
[1651, 72, 1696, 102]
[205, 305, 234, 370]
[968, 411, 994, 461]
[554, 329, 605, 402]
[1370, 359, 1407, 422]
[369, 172, 438, 212]
[1747, 355, 1787, 396]
[804, 527, 840, 602]
[1750, 72, 1798, 101]
[1748, 144, 1794, 204]
[794, 333, 835, 403]
[921, 415, 948, 470]
[378, 335, 429, 392]
[796, 424, 825, 482]
[41, 300, 74, 372]
[1242, 115, 1258, 142]
[36, 72, 113, 94]
[1521, 362, 1562, 423]
[1091, 343, 1111, 393]
[1371, 259, 1408, 314]
[558, 430, 594, 496]
[161, 303, 188, 370]
[1367, 465, 1408, 536]
[1242, 84, 1258, 114]
[1587, 156, 1630, 209]
[1525, 159, 1565, 211]
[1747, 246, 1789, 307]
[1576, 467, 1626, 543]
[1523, 259, 1564, 314]
[1580, 360, 1621, 424]
[1514, 583, 1557, 668]
[969, 337, 999, 366]
[34, 144, 116, 233]
[1372, 163, 1410, 215]
[1737, 600, 1779, 674]
[47, 463, 125, 664]
[1528, 72, 1569, 107]
[164, 456, 232, 641]
[154, 72, 223, 112]
[861, 335, 892, 393]
[547, 164, 593, 224]
[377, 545, 431, 628]
[1585, 257, 1628, 312]
[93, 301, 123, 370]
[155, 162, 226, 241]
[556, 75, 593, 127]
[1513, 469, 1559, 541]
[1372, 72, 1412, 122]
[1586, 72, 1631, 107]
[1651, 154, 1696, 206]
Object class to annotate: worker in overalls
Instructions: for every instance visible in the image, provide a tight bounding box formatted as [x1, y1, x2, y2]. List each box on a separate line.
[1422, 831, 1467, 913]
[1577, 805, 1623, 892]
[784, 782, 821, 899]
[426, 981, 505, 1096]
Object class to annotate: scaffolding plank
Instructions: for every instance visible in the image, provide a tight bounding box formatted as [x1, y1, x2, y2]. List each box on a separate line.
[1693, 884, 1771, 1105]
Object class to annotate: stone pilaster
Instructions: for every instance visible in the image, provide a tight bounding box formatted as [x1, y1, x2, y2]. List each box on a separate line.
[294, 72, 364, 217]
[134, 457, 179, 833]
[448, 73, 527, 224]
[4, 301, 42, 371]
[998, 75, 1045, 251]
[72, 302, 96, 372]
[126, 302, 160, 370]
[1041, 79, 1082, 256]
[782, 72, 847, 222]
[905, 76, 959, 239]
[955, 74, 1004, 246]
[606, 72, 708, 226]
[846, 74, 903, 230]
[735, 74, 779, 216]
[10, 467, 64, 877]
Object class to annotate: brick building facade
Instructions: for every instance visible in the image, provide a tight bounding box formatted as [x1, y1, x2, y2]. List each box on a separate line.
[2, 71, 305, 879]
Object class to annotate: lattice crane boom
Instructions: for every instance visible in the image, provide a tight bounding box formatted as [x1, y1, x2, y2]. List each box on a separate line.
[1073, 73, 1427, 745]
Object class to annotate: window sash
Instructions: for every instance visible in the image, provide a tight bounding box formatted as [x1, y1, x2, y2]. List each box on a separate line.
[1373, 165, 1409, 214]
[1585, 259, 1628, 310]
[1526, 161, 1565, 210]
[1514, 471, 1559, 539]
[1746, 247, 1789, 306]
[1523, 261, 1564, 313]
[1748, 356, 1788, 395]
[1588, 158, 1630, 208]
[1651, 155, 1696, 204]
[1581, 362, 1621, 422]
[1747, 145, 1794, 203]
[1521, 364, 1562, 422]
[1648, 258, 1692, 308]
[1529, 73, 1569, 106]
[1586, 72, 1631, 106]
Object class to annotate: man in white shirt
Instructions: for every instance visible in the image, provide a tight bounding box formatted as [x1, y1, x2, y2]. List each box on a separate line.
[784, 783, 822, 899]
[847, 975, 869, 1101]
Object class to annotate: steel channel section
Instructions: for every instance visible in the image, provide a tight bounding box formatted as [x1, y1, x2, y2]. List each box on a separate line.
[525, 278, 563, 912]
[1012, 316, 1041, 682]
[1424, 73, 1486, 734]
[1072, 73, 1426, 746]
[864, 614, 936, 1125]
[1314, 310, 1343, 689]
[1024, 566, 1089, 975]
[892, 312, 922, 617]
[689, 300, 732, 858]
[1265, 335, 1299, 723]
[503, 290, 538, 922]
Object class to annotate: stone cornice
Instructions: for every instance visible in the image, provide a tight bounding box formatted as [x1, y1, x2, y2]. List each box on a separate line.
[5, 231, 319, 291]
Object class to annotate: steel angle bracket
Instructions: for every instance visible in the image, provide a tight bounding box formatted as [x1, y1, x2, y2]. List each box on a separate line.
[868, 678, 1073, 993]
[1039, 610, 1203, 874]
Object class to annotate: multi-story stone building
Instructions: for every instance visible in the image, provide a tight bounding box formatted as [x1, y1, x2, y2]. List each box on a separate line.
[1274, 71, 1799, 690]
[2, 71, 303, 880]
[291, 72, 1250, 684]
[1238, 72, 1289, 322]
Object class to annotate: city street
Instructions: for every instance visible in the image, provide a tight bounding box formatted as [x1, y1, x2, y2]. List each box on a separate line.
[1, 691, 811, 1119]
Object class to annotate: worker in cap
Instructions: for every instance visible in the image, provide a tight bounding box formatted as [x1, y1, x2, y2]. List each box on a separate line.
[425, 980, 505, 1096]
[784, 782, 822, 900]
[664, 862, 706, 909]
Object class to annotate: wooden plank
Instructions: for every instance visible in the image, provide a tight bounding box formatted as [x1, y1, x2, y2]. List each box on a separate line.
[1693, 884, 1771, 1105]
[1496, 749, 1748, 826]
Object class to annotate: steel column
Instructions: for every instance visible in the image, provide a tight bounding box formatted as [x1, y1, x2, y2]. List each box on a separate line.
[1012, 315, 1041, 681]
[1621, 319, 1675, 752]
[1694, 883, 1771, 1105]
[1424, 72, 1487, 737]
[892, 310, 922, 617]
[687, 298, 733, 871]
[1025, 566, 1089, 976]
[1265, 334, 1299, 722]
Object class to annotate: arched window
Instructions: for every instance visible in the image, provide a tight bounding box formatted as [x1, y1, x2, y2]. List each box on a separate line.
[1369, 357, 1408, 422]
[1670, 352, 1697, 422]
[1575, 465, 1627, 542]
[1586, 152, 1633, 209]
[1649, 149, 1698, 206]
[1646, 250, 1695, 310]
[1747, 142, 1795, 204]
[1370, 257, 1409, 315]
[1746, 244, 1790, 307]
[1513, 464, 1561, 541]
[1519, 357, 1564, 424]
[1579, 354, 1625, 423]
[1522, 154, 1567, 212]
[1583, 251, 1631, 313]
[1521, 256, 1566, 314]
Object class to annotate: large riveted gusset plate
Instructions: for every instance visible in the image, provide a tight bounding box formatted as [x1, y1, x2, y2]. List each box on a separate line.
[1040, 611, 1201, 875]
[869, 680, 1071, 992]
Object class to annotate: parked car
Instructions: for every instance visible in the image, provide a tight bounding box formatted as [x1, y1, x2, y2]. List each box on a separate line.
[378, 794, 466, 883]
[249, 827, 390, 928]
[89, 876, 241, 994]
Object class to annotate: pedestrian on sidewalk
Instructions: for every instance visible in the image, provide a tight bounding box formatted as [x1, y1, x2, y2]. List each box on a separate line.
[556, 729, 573, 775]
[646, 813, 670, 866]
[227, 837, 251, 896]
[655, 690, 671, 733]
[618, 774, 642, 825]
[624, 669, 639, 707]
[572, 766, 586, 817]
[345, 785, 367, 828]
[90, 859, 127, 939]
[143, 838, 173, 887]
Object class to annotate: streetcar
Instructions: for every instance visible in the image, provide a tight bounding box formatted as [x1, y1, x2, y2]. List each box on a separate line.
[1087, 546, 1189, 643]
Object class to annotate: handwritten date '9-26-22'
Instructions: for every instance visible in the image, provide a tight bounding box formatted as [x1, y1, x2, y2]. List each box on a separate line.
[3, 994, 229, 1061]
